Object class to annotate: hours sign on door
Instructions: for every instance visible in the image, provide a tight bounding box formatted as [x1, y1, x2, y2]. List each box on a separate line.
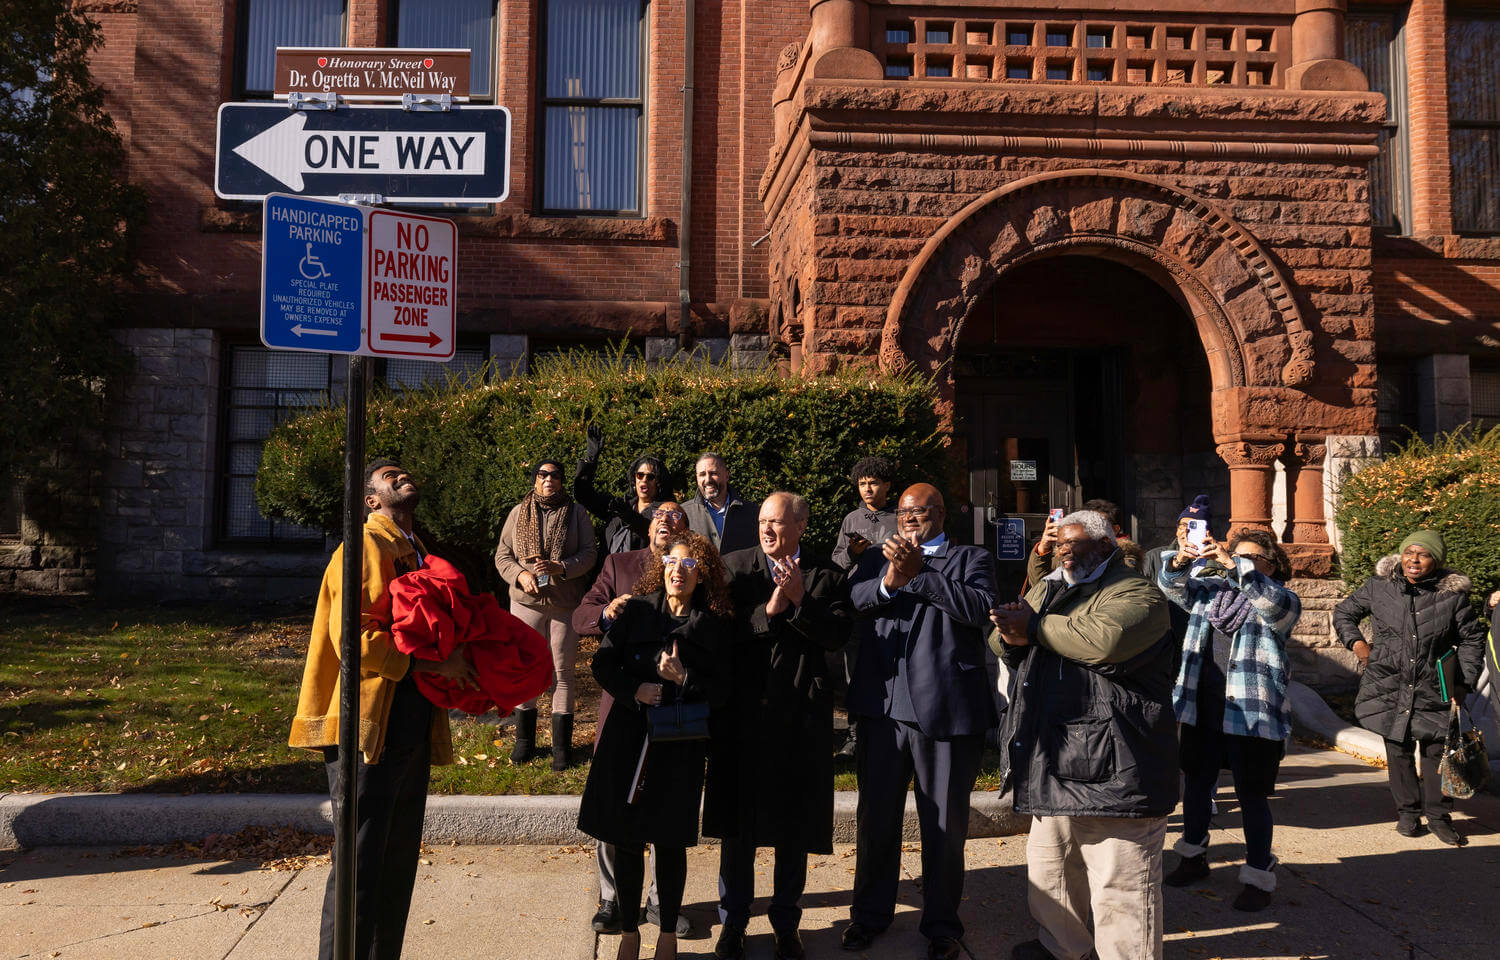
[367, 210, 455, 360]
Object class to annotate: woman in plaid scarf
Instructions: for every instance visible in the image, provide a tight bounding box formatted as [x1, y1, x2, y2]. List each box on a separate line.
[1157, 528, 1300, 913]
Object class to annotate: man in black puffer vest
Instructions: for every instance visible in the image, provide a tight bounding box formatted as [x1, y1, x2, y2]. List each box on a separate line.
[990, 510, 1176, 960]
[1334, 530, 1486, 846]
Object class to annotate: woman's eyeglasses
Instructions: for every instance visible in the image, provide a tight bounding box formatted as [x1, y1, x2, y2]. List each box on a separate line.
[535, 469, 562, 480]
[635, 471, 657, 481]
[662, 556, 699, 569]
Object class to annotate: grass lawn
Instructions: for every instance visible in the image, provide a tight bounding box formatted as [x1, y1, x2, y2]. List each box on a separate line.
[1, 599, 1002, 795]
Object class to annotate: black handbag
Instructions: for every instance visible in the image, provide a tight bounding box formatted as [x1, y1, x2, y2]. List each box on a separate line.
[1439, 700, 1491, 800]
[646, 700, 710, 742]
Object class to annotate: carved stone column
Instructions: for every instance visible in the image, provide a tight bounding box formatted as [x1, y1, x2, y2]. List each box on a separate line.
[773, 43, 803, 147]
[1290, 439, 1330, 544]
[1287, 0, 1368, 90]
[1217, 440, 1285, 534]
[807, 0, 881, 79]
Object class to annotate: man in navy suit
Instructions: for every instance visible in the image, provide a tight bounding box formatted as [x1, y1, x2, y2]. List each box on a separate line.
[842, 483, 998, 960]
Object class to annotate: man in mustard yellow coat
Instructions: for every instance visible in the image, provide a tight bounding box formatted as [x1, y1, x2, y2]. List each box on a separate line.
[290, 459, 474, 960]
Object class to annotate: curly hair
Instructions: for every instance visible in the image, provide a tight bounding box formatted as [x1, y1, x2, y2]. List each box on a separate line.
[849, 455, 896, 485]
[630, 531, 733, 617]
[1228, 528, 1293, 583]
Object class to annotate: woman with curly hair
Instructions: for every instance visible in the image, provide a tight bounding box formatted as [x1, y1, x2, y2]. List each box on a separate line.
[1158, 527, 1301, 913]
[578, 532, 733, 960]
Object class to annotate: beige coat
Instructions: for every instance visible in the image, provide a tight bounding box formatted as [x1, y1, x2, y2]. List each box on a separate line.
[493, 502, 598, 612]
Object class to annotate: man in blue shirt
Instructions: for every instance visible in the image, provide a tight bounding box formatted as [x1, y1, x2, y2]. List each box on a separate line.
[843, 484, 998, 960]
[682, 451, 760, 555]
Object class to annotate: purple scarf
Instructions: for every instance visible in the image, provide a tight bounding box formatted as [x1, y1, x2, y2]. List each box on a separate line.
[1205, 586, 1254, 635]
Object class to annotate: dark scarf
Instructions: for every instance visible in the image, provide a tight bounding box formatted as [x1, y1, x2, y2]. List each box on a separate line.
[514, 489, 573, 564]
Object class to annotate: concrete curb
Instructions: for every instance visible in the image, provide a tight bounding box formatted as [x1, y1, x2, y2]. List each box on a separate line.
[1287, 680, 1386, 763]
[0, 789, 1027, 851]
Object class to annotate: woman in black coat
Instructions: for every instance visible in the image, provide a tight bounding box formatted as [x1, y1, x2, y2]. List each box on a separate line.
[1333, 530, 1485, 846]
[573, 424, 673, 555]
[577, 532, 732, 960]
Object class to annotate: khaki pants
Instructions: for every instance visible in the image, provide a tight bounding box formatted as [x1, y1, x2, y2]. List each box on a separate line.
[1026, 814, 1166, 960]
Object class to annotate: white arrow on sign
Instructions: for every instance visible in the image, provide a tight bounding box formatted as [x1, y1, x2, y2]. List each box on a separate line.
[231, 113, 487, 191]
[291, 323, 339, 338]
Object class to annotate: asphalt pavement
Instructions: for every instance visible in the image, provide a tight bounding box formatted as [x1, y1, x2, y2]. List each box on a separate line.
[3, 743, 1497, 960]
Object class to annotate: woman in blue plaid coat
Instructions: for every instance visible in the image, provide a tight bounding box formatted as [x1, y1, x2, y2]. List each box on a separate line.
[1157, 529, 1301, 913]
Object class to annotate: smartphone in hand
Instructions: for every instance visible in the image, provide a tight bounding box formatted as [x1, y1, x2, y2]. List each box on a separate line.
[1048, 508, 1065, 523]
[1185, 518, 1208, 551]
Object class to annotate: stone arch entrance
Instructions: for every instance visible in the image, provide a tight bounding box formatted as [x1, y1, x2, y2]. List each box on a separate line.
[884, 169, 1341, 564]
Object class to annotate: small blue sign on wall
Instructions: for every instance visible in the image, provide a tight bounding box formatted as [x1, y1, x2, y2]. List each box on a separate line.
[261, 194, 365, 354]
[995, 517, 1028, 561]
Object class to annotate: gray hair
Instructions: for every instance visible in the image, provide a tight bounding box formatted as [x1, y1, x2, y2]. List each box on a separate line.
[695, 451, 727, 471]
[1057, 509, 1117, 544]
[765, 491, 810, 523]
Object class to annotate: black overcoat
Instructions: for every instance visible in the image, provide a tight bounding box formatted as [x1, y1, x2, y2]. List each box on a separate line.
[577, 591, 732, 848]
[1333, 554, 1485, 744]
[702, 548, 852, 853]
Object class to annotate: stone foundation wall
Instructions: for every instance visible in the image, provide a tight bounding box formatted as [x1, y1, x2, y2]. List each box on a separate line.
[1287, 577, 1362, 693]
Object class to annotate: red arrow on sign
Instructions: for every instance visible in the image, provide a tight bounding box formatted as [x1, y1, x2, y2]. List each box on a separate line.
[380, 331, 443, 347]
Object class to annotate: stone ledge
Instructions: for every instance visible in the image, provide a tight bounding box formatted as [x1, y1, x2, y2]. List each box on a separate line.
[200, 206, 677, 246]
[1373, 233, 1500, 261]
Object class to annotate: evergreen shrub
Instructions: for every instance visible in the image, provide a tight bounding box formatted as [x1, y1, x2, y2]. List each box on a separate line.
[257, 350, 950, 580]
[1334, 425, 1500, 612]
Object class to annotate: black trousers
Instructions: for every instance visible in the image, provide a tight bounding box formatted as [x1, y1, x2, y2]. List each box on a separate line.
[851, 714, 984, 941]
[615, 842, 686, 933]
[1385, 737, 1452, 822]
[318, 677, 433, 960]
[717, 838, 808, 931]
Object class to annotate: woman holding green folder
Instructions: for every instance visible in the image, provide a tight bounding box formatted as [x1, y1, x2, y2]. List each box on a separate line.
[1333, 530, 1486, 846]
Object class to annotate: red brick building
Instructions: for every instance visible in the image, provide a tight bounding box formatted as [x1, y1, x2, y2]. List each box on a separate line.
[6, 0, 1497, 679]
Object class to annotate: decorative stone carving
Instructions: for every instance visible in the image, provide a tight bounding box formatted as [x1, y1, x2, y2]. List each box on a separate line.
[778, 43, 802, 76]
[1217, 441, 1286, 467]
[883, 170, 1320, 403]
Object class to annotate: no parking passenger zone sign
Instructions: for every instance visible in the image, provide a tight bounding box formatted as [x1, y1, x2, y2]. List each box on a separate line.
[261, 193, 456, 361]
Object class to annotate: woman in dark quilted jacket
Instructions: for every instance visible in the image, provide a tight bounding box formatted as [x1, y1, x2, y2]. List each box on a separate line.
[1333, 530, 1486, 846]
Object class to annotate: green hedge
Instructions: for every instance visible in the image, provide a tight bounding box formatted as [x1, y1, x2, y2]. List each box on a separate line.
[257, 350, 950, 584]
[1335, 425, 1500, 612]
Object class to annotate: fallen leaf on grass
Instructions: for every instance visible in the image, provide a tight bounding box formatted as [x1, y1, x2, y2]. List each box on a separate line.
[1194, 890, 1222, 901]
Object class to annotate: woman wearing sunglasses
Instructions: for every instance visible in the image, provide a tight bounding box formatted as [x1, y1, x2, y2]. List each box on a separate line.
[495, 458, 598, 769]
[1157, 528, 1300, 913]
[573, 423, 674, 555]
[579, 532, 732, 960]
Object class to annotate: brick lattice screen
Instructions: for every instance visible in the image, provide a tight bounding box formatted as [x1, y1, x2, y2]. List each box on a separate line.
[873, 12, 1290, 87]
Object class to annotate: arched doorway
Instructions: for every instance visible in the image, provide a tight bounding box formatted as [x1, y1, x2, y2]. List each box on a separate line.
[953, 255, 1227, 582]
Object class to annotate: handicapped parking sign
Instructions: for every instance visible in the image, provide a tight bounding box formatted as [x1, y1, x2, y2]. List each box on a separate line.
[261, 193, 366, 354]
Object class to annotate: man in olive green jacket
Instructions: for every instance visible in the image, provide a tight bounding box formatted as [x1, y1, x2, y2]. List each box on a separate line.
[991, 510, 1176, 960]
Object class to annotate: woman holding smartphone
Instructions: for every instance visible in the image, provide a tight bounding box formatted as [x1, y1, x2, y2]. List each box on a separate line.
[1157, 528, 1300, 912]
[495, 458, 598, 769]
[578, 532, 732, 960]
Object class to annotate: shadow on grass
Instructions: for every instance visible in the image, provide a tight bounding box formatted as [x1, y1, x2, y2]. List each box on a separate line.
[0, 696, 110, 735]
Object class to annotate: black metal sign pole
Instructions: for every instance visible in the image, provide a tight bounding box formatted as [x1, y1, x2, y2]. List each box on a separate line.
[335, 354, 368, 960]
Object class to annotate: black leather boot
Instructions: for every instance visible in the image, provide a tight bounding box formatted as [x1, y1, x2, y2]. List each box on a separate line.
[510, 707, 537, 763]
[551, 713, 574, 771]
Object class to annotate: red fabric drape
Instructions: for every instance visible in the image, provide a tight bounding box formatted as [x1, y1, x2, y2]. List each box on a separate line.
[390, 556, 553, 715]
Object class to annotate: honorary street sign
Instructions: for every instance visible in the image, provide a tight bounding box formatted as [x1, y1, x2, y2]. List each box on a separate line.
[216, 102, 510, 203]
[262, 194, 366, 355]
[366, 209, 456, 360]
[260, 194, 457, 362]
[275, 47, 471, 101]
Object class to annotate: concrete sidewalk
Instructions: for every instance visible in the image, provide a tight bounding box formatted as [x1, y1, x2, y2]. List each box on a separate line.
[3, 744, 1497, 960]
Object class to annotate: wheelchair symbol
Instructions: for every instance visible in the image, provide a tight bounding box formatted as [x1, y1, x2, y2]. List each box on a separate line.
[299, 243, 331, 280]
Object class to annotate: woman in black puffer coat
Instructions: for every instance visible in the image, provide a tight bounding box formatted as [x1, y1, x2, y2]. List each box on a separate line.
[1333, 530, 1485, 846]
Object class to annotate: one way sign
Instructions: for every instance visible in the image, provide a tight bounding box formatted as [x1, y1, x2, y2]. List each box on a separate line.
[216, 102, 510, 203]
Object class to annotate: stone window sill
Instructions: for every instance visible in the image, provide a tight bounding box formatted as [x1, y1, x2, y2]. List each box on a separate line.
[1373, 234, 1500, 260]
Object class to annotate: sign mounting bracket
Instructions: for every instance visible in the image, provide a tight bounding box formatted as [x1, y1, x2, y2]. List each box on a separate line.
[339, 194, 386, 206]
[288, 91, 339, 111]
[402, 93, 454, 112]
